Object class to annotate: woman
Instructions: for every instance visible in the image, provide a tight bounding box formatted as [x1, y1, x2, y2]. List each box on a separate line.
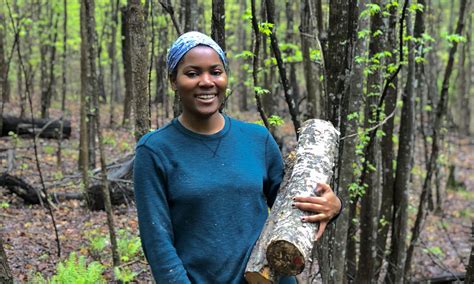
[133, 31, 341, 283]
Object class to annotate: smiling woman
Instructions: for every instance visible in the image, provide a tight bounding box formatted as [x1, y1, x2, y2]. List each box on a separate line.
[132, 31, 341, 284]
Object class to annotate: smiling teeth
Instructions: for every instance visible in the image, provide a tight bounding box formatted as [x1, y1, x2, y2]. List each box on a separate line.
[197, 94, 216, 99]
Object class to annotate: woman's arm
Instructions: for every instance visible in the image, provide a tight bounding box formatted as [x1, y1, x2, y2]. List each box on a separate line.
[134, 145, 191, 283]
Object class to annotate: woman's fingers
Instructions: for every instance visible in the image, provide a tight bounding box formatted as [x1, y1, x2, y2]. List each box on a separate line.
[299, 213, 328, 223]
[315, 182, 331, 194]
[315, 222, 328, 241]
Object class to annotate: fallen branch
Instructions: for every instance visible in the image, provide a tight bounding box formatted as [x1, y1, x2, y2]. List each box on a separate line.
[1, 115, 71, 139]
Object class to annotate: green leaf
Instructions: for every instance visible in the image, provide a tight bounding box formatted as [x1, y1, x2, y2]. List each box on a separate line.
[254, 86, 270, 96]
[357, 29, 371, 39]
[235, 50, 255, 59]
[268, 115, 284, 127]
[446, 34, 466, 44]
[258, 22, 274, 36]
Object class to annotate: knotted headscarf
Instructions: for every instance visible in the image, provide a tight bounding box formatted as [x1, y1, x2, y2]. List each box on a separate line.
[166, 31, 228, 75]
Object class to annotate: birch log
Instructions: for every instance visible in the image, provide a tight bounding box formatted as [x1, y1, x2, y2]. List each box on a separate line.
[245, 119, 339, 283]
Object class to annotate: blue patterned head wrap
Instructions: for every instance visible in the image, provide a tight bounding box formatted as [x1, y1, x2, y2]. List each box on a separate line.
[167, 31, 228, 76]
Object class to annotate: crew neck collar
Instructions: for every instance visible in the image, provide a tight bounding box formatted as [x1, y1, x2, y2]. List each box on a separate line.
[172, 115, 231, 140]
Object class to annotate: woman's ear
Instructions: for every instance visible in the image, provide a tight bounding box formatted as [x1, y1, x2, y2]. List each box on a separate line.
[170, 76, 177, 91]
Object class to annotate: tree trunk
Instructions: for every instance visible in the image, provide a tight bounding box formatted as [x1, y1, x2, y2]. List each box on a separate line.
[456, 13, 470, 135]
[245, 119, 339, 283]
[0, 235, 13, 284]
[183, 0, 197, 32]
[374, 3, 399, 278]
[250, 0, 269, 129]
[108, 0, 120, 127]
[41, 10, 59, 119]
[404, 0, 469, 278]
[300, 0, 319, 119]
[211, 0, 225, 50]
[315, 1, 358, 282]
[128, 0, 150, 141]
[385, 11, 416, 283]
[155, 18, 169, 126]
[331, 2, 364, 282]
[56, 0, 68, 168]
[0, 11, 8, 136]
[324, 0, 355, 127]
[286, 1, 300, 118]
[92, 54, 121, 269]
[121, 6, 133, 127]
[80, 0, 99, 185]
[356, 1, 385, 281]
[265, 0, 300, 138]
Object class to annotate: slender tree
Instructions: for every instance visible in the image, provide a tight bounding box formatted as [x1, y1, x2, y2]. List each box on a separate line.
[285, 1, 300, 118]
[331, 1, 365, 281]
[356, 1, 386, 281]
[300, 0, 319, 118]
[182, 0, 197, 32]
[79, 0, 90, 180]
[0, 11, 8, 135]
[385, 8, 416, 282]
[315, 0, 358, 281]
[93, 64, 121, 269]
[128, 0, 150, 141]
[236, 0, 248, 112]
[375, 2, 399, 278]
[265, 0, 300, 138]
[56, 0, 68, 167]
[108, 0, 120, 126]
[0, 235, 13, 284]
[121, 6, 133, 127]
[250, 0, 269, 128]
[456, 12, 471, 135]
[79, 0, 99, 187]
[211, 0, 225, 50]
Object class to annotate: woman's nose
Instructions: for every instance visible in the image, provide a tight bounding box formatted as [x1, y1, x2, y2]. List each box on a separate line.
[199, 73, 214, 87]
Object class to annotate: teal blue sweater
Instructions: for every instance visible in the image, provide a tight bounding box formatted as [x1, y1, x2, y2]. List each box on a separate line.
[134, 116, 295, 283]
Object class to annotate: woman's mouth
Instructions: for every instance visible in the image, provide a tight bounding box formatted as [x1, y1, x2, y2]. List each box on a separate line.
[195, 94, 217, 101]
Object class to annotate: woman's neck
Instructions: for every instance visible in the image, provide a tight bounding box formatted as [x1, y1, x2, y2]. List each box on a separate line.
[178, 113, 225, 135]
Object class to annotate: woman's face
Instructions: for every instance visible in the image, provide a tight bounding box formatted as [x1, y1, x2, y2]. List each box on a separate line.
[172, 46, 228, 120]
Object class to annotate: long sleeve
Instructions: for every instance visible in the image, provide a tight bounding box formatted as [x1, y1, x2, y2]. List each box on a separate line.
[263, 133, 284, 208]
[133, 145, 191, 283]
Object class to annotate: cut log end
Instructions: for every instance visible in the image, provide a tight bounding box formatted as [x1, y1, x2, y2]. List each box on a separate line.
[266, 240, 305, 275]
[244, 266, 274, 284]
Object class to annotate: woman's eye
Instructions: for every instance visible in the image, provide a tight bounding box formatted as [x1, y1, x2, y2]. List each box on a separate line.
[185, 72, 198, 77]
[211, 70, 223, 76]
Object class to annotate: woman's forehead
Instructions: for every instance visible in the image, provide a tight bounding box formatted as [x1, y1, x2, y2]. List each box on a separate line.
[179, 46, 224, 67]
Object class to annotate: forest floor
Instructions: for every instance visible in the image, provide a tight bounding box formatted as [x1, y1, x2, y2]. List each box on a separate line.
[0, 102, 472, 283]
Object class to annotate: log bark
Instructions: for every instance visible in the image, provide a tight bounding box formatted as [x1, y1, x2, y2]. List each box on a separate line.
[1, 115, 71, 139]
[0, 173, 44, 204]
[245, 119, 339, 282]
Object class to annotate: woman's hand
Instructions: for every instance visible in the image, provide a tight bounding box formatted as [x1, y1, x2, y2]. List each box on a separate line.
[292, 183, 342, 241]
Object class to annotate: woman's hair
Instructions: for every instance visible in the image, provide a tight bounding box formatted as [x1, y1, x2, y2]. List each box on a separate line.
[166, 31, 228, 79]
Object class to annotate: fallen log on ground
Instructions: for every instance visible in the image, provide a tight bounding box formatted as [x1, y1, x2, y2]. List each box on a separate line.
[245, 119, 340, 283]
[0, 173, 44, 204]
[86, 154, 135, 210]
[1, 115, 71, 139]
[1, 154, 135, 208]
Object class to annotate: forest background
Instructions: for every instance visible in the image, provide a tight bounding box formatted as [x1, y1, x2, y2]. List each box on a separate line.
[0, 0, 472, 283]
